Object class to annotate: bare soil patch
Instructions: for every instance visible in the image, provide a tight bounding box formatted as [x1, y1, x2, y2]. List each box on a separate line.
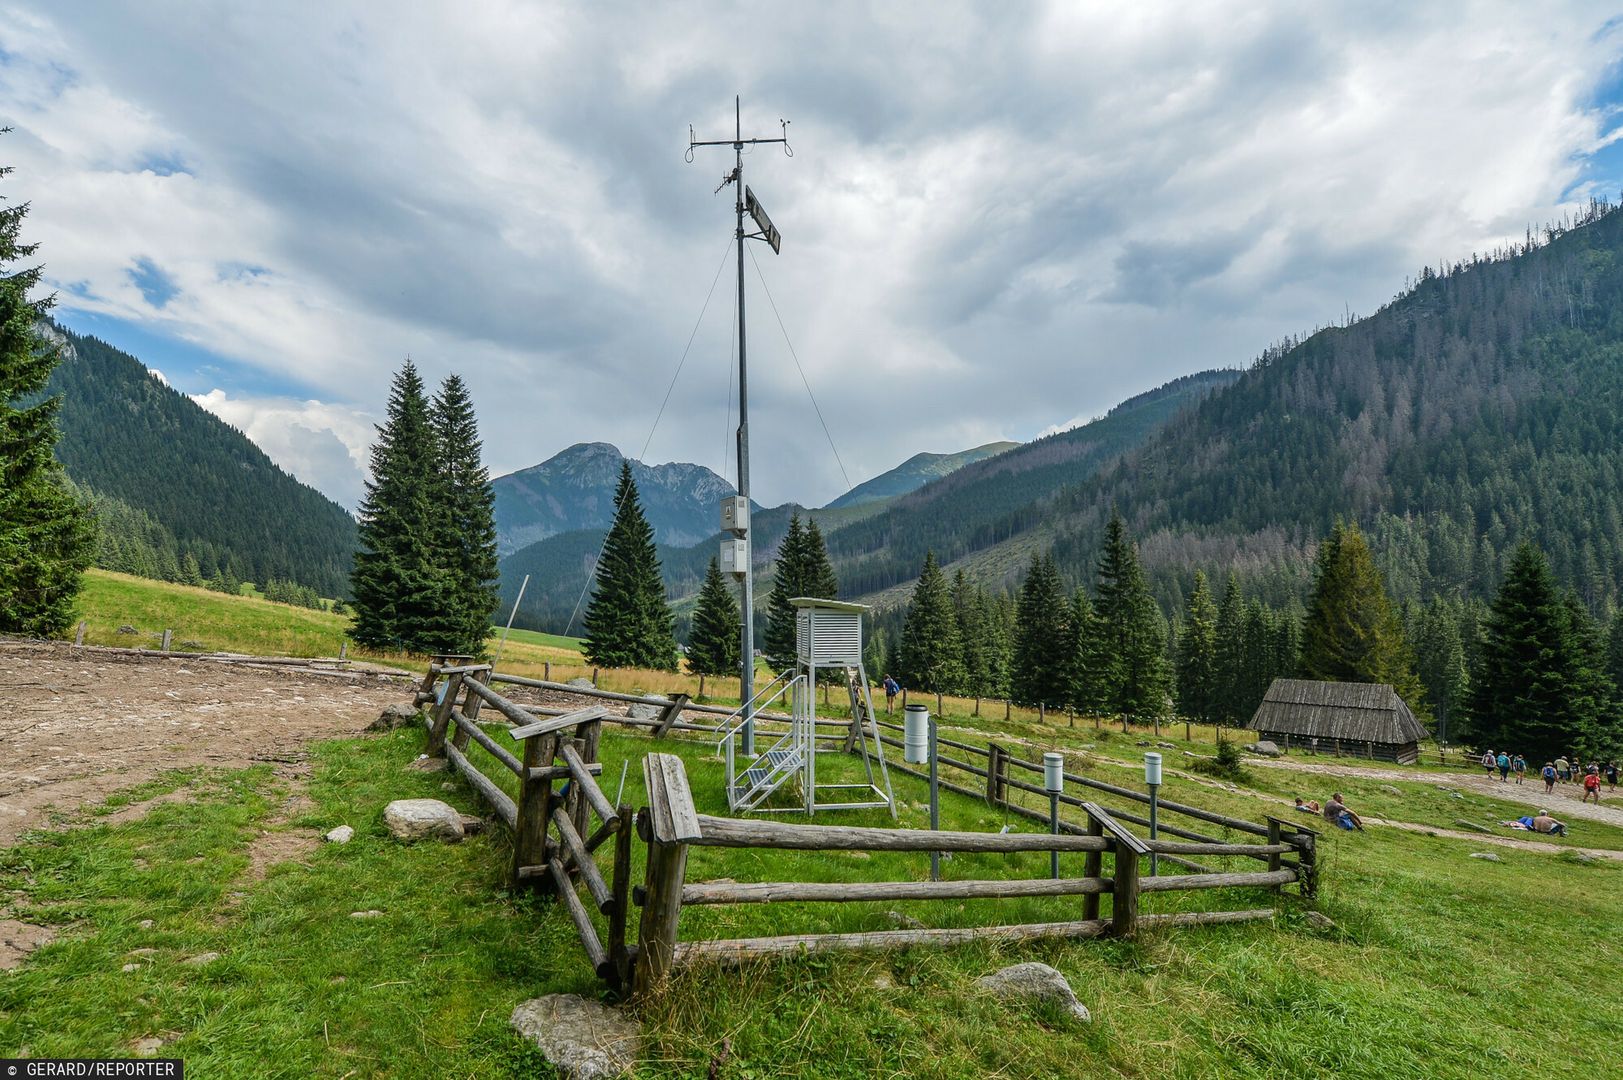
[241, 829, 322, 882]
[0, 919, 56, 970]
[0, 641, 410, 847]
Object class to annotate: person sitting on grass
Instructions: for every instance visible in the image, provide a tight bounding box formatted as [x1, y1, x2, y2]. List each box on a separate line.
[1322, 792, 1363, 831]
[1530, 811, 1566, 837]
[1293, 796, 1320, 814]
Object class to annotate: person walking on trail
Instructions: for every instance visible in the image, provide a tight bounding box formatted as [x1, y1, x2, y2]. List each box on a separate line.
[1556, 755, 1570, 783]
[1542, 762, 1558, 794]
[1513, 754, 1526, 784]
[882, 674, 900, 716]
[1496, 752, 1511, 782]
[1607, 761, 1619, 793]
[1481, 750, 1496, 777]
[1322, 792, 1363, 831]
[1531, 811, 1566, 837]
[1582, 768, 1602, 804]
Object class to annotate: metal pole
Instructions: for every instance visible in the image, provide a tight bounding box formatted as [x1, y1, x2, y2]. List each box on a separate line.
[492, 573, 530, 670]
[928, 714, 940, 881]
[1148, 785, 1159, 876]
[734, 95, 755, 758]
[1050, 792, 1060, 879]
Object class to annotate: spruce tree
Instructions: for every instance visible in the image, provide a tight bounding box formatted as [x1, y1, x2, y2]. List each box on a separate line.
[1414, 599, 1469, 745]
[1064, 587, 1104, 714]
[1466, 543, 1581, 759]
[0, 176, 93, 635]
[1609, 609, 1623, 711]
[953, 571, 988, 696]
[1300, 522, 1424, 708]
[1175, 571, 1218, 724]
[1560, 591, 1618, 756]
[1212, 574, 1246, 728]
[764, 513, 838, 673]
[430, 374, 499, 656]
[582, 462, 677, 670]
[1012, 553, 1069, 707]
[350, 361, 444, 651]
[1094, 513, 1170, 719]
[897, 551, 964, 695]
[687, 556, 741, 678]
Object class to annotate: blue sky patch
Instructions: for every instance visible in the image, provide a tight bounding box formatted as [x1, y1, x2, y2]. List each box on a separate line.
[126, 256, 178, 309]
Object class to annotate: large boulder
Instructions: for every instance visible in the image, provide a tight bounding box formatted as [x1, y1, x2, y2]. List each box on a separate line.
[625, 698, 667, 722]
[1246, 740, 1282, 757]
[567, 677, 596, 689]
[510, 994, 640, 1079]
[977, 962, 1091, 1022]
[368, 703, 422, 732]
[383, 799, 464, 843]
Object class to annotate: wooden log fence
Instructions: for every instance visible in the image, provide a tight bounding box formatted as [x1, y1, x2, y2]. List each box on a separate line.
[412, 663, 1319, 999]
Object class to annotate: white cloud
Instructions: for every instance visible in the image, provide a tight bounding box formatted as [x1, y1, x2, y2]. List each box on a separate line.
[2, 1, 1620, 508]
[189, 389, 375, 510]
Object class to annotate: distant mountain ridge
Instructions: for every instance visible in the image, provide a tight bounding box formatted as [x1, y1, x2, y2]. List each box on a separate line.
[42, 323, 357, 595]
[826, 442, 1019, 509]
[493, 442, 747, 556]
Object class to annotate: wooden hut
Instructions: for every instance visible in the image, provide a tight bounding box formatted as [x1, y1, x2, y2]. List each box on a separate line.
[1247, 679, 1426, 764]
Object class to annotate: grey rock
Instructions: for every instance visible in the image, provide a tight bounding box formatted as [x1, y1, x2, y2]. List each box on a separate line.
[183, 951, 221, 965]
[132, 1037, 165, 1057]
[324, 825, 354, 845]
[1302, 911, 1337, 931]
[406, 756, 447, 773]
[1157, 742, 1177, 749]
[510, 993, 641, 1080]
[128, 948, 159, 957]
[1453, 819, 1494, 834]
[1247, 740, 1282, 757]
[459, 814, 486, 836]
[137, 920, 154, 930]
[978, 962, 1090, 1022]
[116, 625, 137, 635]
[626, 702, 662, 722]
[1135, 741, 1151, 747]
[1468, 852, 1504, 862]
[1380, 785, 1402, 796]
[440, 782, 457, 791]
[1183, 751, 1198, 757]
[349, 910, 385, 919]
[567, 677, 596, 689]
[121, 962, 143, 972]
[383, 799, 464, 843]
[886, 910, 926, 930]
[368, 703, 422, 732]
[1449, 791, 1465, 800]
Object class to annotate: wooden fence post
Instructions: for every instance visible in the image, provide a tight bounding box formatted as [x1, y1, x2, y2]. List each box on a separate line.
[1266, 819, 1282, 874]
[936, 690, 943, 716]
[1112, 844, 1140, 938]
[339, 641, 347, 660]
[1004, 699, 1010, 721]
[653, 694, 691, 739]
[698, 673, 706, 700]
[1083, 810, 1105, 922]
[635, 754, 700, 997]
[454, 669, 489, 753]
[1038, 702, 1045, 724]
[592, 667, 600, 687]
[426, 671, 465, 757]
[544, 661, 551, 681]
[512, 732, 557, 892]
[74, 621, 86, 646]
[609, 805, 635, 989]
[1298, 832, 1318, 899]
[985, 743, 1002, 806]
[973, 696, 980, 717]
[161, 629, 172, 654]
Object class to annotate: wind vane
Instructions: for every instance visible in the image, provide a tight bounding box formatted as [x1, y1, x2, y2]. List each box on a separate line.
[687, 96, 791, 755]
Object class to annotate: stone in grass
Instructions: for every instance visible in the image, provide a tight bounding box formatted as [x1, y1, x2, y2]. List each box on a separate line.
[132, 1037, 166, 1057]
[406, 756, 447, 773]
[1469, 852, 1504, 862]
[459, 814, 486, 836]
[1302, 911, 1337, 931]
[350, 910, 385, 919]
[886, 910, 926, 930]
[183, 952, 221, 965]
[383, 799, 464, 843]
[324, 825, 355, 845]
[510, 994, 640, 1080]
[1246, 740, 1282, 756]
[121, 962, 143, 972]
[625, 699, 667, 722]
[1380, 785, 1402, 796]
[368, 703, 422, 732]
[1454, 819, 1494, 834]
[978, 962, 1091, 1022]
[567, 677, 596, 689]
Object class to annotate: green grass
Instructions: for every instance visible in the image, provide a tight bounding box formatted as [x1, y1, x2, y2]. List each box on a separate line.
[4, 719, 1620, 1078]
[491, 626, 585, 653]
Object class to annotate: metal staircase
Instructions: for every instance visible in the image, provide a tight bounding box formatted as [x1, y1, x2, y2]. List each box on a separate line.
[718, 670, 805, 811]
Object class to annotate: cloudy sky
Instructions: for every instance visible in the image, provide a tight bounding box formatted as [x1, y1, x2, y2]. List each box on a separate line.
[5, 2, 1622, 510]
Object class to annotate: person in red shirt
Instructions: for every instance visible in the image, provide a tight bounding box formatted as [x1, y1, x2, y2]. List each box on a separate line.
[1582, 768, 1602, 804]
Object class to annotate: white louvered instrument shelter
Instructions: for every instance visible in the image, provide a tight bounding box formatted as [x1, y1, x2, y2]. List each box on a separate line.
[792, 597, 867, 668]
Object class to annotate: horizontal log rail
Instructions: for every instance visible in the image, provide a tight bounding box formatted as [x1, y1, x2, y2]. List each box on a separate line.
[681, 875, 1114, 906]
[450, 709, 524, 775]
[1139, 869, 1297, 892]
[444, 740, 518, 828]
[672, 909, 1277, 967]
[690, 813, 1111, 853]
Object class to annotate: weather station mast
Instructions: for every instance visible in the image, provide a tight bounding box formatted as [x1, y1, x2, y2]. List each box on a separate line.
[687, 97, 790, 756]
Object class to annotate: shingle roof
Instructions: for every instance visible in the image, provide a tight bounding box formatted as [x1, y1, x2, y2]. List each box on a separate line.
[1247, 678, 1426, 744]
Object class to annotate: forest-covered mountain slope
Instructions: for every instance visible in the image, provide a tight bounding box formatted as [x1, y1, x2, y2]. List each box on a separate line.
[824, 441, 1019, 509]
[42, 324, 357, 596]
[492, 442, 749, 555]
[822, 369, 1242, 598]
[499, 369, 1237, 634]
[1025, 201, 1623, 616]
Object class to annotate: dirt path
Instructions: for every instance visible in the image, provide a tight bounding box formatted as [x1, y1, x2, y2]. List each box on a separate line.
[1244, 755, 1623, 830]
[0, 641, 410, 847]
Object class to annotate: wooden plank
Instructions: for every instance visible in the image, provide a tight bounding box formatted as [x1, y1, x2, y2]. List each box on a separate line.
[1112, 833, 1140, 939]
[681, 876, 1113, 905]
[1144, 840, 1292, 857]
[530, 762, 602, 782]
[509, 705, 610, 741]
[552, 806, 612, 911]
[450, 710, 524, 775]
[426, 671, 464, 756]
[690, 814, 1110, 854]
[632, 834, 689, 996]
[643, 754, 701, 844]
[1080, 803, 1152, 857]
[510, 734, 556, 890]
[652, 693, 692, 739]
[443, 741, 518, 828]
[1267, 819, 1282, 873]
[549, 858, 608, 972]
[561, 744, 617, 826]
[1139, 869, 1297, 893]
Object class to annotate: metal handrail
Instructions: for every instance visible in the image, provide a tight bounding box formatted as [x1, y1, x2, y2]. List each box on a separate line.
[714, 669, 797, 748]
[724, 674, 805, 805]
